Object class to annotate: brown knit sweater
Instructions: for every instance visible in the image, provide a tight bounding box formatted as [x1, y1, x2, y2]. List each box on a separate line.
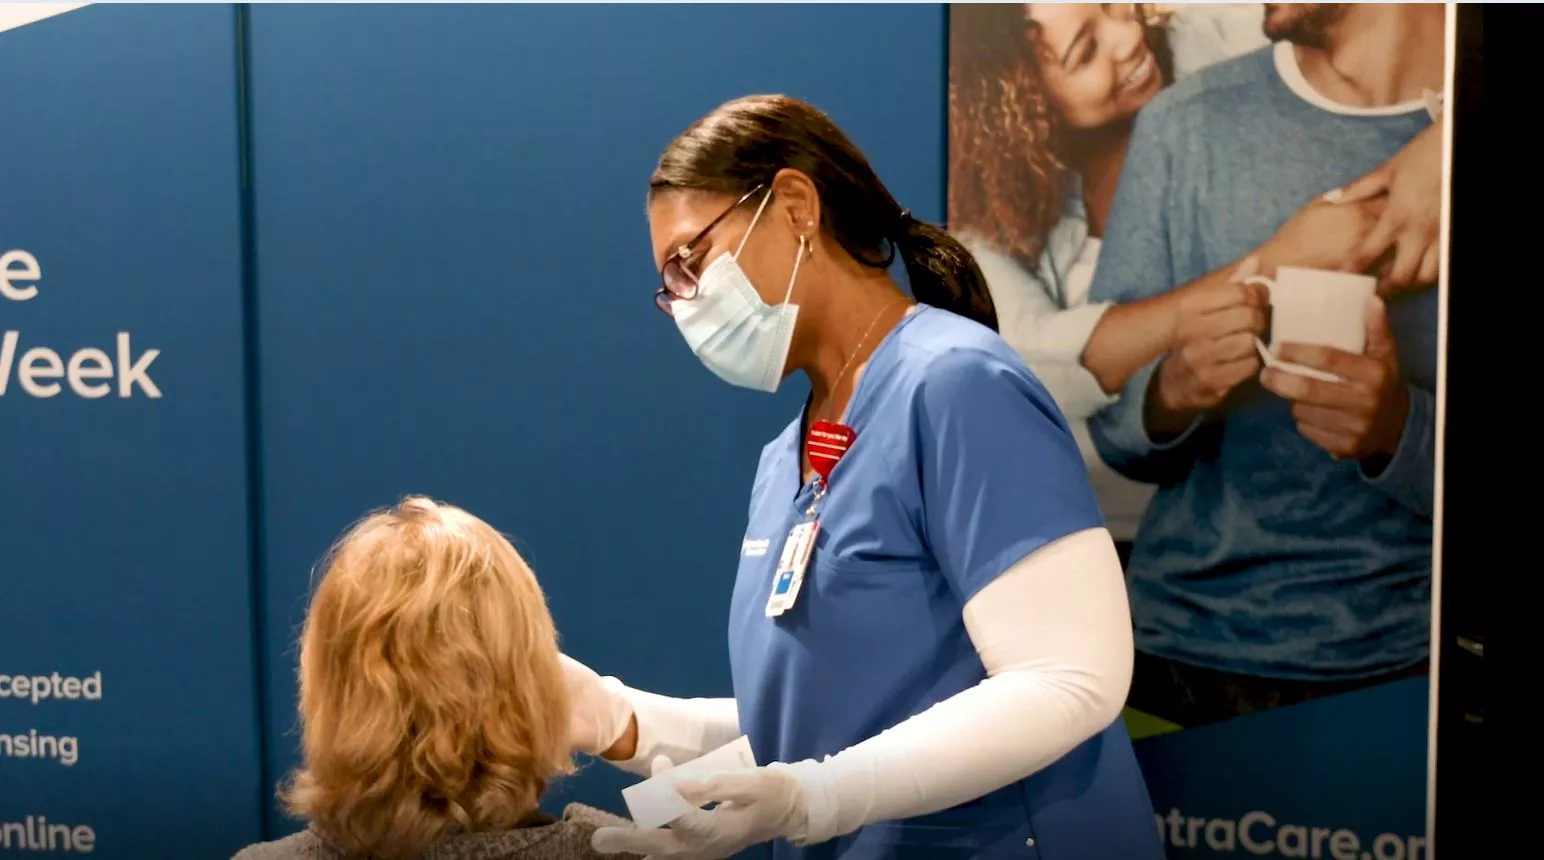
[232, 804, 640, 860]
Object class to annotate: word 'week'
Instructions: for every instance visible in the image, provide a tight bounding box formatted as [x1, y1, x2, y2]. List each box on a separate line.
[2, 250, 162, 399]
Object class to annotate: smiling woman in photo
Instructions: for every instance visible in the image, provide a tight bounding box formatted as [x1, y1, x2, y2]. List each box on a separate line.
[949, 3, 1268, 538]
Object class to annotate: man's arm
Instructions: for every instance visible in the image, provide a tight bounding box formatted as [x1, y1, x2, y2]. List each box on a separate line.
[1360, 385, 1435, 517]
[1086, 104, 1217, 485]
[1091, 145, 1389, 486]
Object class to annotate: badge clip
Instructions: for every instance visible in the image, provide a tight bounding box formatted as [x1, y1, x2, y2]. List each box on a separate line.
[764, 520, 820, 617]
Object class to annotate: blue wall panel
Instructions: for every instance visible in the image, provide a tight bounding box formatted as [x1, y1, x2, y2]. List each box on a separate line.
[0, 5, 261, 857]
[1135, 679, 1430, 858]
[243, 2, 946, 836]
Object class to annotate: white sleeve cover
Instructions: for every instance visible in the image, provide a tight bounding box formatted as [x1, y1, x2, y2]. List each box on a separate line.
[605, 682, 743, 778]
[779, 527, 1135, 845]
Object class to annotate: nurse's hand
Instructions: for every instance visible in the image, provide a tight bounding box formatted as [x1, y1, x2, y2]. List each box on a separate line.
[591, 757, 812, 859]
[561, 654, 637, 759]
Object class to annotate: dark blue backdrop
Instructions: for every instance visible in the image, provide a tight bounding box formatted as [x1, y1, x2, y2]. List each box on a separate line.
[0, 5, 262, 857]
[241, 0, 945, 840]
[1, 5, 1434, 859]
[0, 4, 942, 854]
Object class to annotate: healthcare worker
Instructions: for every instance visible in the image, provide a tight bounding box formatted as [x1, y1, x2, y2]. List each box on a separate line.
[563, 94, 1163, 860]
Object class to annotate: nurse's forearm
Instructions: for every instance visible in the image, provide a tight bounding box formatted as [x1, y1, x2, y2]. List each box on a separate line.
[606, 686, 742, 778]
[782, 528, 1134, 845]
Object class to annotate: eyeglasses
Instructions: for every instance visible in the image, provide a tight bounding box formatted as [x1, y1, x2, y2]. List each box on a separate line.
[654, 183, 768, 316]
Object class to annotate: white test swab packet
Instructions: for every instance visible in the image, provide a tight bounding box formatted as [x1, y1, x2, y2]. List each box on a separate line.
[620, 735, 758, 829]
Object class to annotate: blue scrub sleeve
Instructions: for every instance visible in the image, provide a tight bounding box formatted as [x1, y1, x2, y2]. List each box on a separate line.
[916, 348, 1108, 603]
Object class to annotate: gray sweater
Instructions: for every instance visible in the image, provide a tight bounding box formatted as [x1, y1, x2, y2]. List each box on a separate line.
[233, 804, 640, 860]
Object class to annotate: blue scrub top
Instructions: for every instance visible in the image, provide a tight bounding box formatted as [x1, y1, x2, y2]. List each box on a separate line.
[727, 307, 1163, 860]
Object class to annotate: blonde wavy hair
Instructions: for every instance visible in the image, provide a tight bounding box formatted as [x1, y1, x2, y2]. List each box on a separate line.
[281, 496, 574, 859]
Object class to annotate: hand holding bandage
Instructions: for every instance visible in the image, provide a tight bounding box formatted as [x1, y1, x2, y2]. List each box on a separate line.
[595, 754, 813, 860]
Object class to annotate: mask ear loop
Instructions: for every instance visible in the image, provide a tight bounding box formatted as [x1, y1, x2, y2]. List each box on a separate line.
[733, 188, 777, 260]
[781, 235, 808, 306]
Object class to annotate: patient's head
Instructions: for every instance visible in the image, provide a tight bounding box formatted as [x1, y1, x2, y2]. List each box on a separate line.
[282, 496, 573, 859]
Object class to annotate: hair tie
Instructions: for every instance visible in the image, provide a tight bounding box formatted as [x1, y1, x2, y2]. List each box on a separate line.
[879, 209, 914, 267]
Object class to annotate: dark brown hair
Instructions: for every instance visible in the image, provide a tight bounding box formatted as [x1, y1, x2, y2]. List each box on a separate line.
[949, 5, 1173, 266]
[651, 94, 998, 332]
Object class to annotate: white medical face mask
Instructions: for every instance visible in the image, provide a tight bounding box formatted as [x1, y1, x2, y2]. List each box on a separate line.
[671, 191, 807, 394]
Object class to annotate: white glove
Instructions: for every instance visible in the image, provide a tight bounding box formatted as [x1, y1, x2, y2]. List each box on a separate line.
[561, 653, 634, 757]
[591, 755, 813, 859]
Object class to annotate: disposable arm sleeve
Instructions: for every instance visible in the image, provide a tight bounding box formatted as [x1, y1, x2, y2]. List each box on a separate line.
[1359, 384, 1435, 517]
[607, 684, 742, 778]
[780, 528, 1134, 844]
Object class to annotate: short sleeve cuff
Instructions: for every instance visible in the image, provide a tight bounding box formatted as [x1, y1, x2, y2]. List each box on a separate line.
[1359, 385, 1435, 515]
[1030, 301, 1113, 364]
[1014, 302, 1119, 420]
[957, 515, 1106, 605]
[1043, 362, 1120, 422]
[1096, 360, 1204, 458]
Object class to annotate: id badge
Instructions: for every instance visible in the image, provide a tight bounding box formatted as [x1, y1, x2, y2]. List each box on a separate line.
[764, 520, 820, 617]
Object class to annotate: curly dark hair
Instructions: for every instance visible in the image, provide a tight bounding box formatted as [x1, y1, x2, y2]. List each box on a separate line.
[948, 5, 1174, 266]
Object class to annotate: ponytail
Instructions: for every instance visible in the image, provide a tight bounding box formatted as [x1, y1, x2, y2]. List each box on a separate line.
[896, 216, 998, 332]
[650, 95, 999, 332]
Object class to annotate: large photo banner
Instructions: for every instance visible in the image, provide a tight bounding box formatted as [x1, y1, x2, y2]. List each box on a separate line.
[949, 3, 1446, 856]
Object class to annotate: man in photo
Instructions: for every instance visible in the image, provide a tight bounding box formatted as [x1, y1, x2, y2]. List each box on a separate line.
[1087, 3, 1446, 728]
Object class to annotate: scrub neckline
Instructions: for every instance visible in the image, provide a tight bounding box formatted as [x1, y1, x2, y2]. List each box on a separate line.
[792, 303, 930, 493]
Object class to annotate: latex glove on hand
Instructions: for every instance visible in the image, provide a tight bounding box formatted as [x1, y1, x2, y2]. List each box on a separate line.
[592, 755, 813, 860]
[561, 654, 634, 758]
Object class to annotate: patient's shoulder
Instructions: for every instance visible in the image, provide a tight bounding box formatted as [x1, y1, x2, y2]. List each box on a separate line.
[232, 830, 341, 860]
[231, 806, 639, 860]
[560, 803, 631, 830]
[545, 804, 639, 859]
